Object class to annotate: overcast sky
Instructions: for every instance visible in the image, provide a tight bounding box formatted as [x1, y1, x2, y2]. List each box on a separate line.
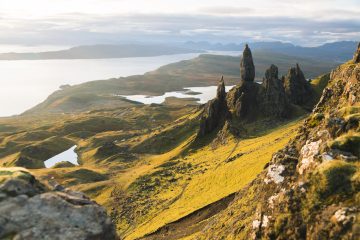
[0, 0, 359, 46]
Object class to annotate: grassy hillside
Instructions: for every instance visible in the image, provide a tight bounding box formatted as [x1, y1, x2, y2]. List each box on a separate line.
[0, 94, 307, 239]
[0, 50, 336, 239]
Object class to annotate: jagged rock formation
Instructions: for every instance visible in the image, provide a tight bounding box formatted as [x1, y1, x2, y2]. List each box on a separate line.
[227, 63, 290, 121]
[227, 78, 260, 120]
[283, 63, 314, 106]
[0, 168, 117, 240]
[199, 46, 360, 239]
[198, 77, 229, 136]
[240, 44, 255, 82]
[354, 42, 360, 63]
[199, 45, 298, 136]
[260, 64, 289, 118]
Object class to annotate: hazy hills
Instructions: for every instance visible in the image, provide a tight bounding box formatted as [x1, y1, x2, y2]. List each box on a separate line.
[183, 41, 358, 62]
[0, 41, 356, 62]
[0, 44, 201, 60]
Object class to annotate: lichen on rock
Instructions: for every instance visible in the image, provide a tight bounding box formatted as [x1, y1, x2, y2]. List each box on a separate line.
[298, 139, 322, 174]
[264, 164, 285, 184]
[0, 167, 117, 240]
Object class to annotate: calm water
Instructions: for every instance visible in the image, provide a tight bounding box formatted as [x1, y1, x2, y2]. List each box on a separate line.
[0, 53, 203, 117]
[44, 145, 79, 168]
[121, 86, 235, 104]
[0, 45, 241, 117]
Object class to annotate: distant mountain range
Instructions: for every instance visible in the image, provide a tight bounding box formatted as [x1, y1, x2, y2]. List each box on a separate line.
[0, 41, 357, 62]
[182, 41, 358, 62]
[0, 44, 202, 60]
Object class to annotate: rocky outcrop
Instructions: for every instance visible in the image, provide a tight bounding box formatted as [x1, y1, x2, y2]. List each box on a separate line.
[0, 167, 117, 240]
[240, 44, 255, 82]
[199, 46, 360, 240]
[260, 64, 289, 118]
[228, 51, 290, 121]
[354, 42, 360, 63]
[198, 77, 229, 136]
[283, 63, 313, 105]
[198, 44, 320, 137]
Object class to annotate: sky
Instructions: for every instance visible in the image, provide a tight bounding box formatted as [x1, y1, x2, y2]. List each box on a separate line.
[0, 0, 359, 47]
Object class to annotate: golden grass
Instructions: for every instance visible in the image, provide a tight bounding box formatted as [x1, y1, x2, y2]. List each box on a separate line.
[126, 118, 303, 239]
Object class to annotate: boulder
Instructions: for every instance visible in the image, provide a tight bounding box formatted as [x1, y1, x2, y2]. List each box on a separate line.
[0, 167, 117, 240]
[240, 44, 255, 82]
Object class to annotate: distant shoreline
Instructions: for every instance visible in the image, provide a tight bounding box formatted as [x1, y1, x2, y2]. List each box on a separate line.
[0, 44, 203, 61]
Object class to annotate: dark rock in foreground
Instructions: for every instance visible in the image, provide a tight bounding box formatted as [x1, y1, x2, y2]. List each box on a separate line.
[0, 167, 117, 240]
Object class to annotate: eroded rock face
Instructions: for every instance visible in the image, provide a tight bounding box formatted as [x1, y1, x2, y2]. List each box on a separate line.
[217, 76, 226, 101]
[198, 77, 229, 136]
[227, 81, 260, 120]
[0, 168, 117, 240]
[260, 64, 289, 117]
[354, 42, 360, 63]
[283, 64, 313, 105]
[240, 44, 255, 82]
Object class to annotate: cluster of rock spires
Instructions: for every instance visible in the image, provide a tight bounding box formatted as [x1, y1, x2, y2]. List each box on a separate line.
[198, 42, 360, 240]
[283, 63, 313, 106]
[0, 168, 117, 240]
[199, 44, 314, 136]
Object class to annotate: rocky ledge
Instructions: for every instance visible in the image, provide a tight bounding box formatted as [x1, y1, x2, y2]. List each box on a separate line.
[354, 42, 360, 63]
[0, 167, 117, 240]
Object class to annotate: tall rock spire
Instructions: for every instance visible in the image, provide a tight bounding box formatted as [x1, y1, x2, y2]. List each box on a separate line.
[353, 42, 360, 63]
[240, 44, 255, 82]
[217, 76, 226, 100]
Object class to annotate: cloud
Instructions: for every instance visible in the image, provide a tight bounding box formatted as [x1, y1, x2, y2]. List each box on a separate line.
[0, 13, 359, 47]
[198, 6, 255, 15]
